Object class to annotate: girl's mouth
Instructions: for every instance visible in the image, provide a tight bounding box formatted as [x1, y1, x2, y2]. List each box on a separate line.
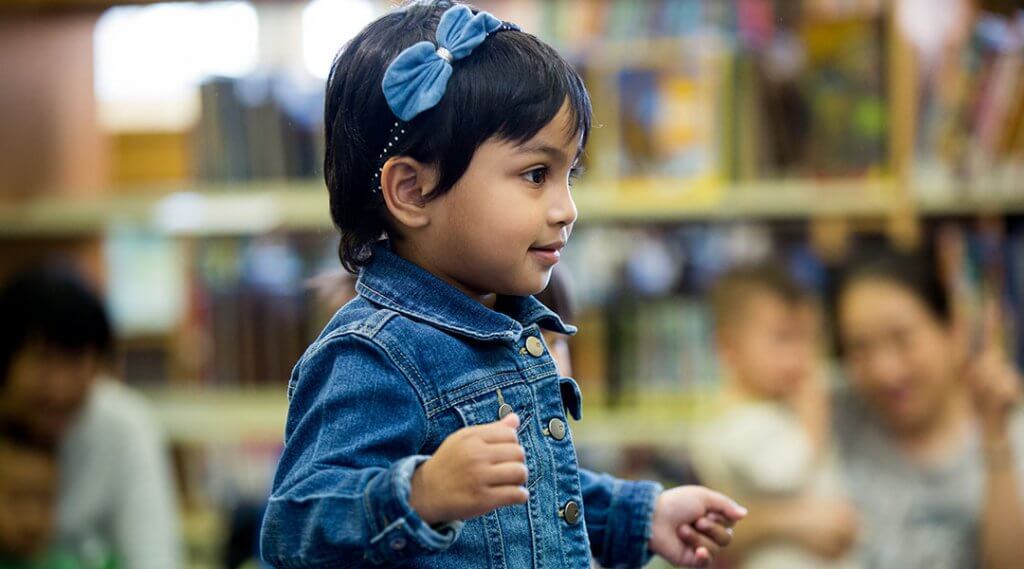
[529, 242, 564, 266]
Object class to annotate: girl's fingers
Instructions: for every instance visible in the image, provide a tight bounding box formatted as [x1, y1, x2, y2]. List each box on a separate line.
[486, 485, 529, 508]
[679, 546, 713, 568]
[487, 443, 526, 464]
[678, 523, 721, 558]
[706, 511, 736, 529]
[698, 488, 748, 521]
[694, 516, 734, 546]
[476, 420, 520, 443]
[485, 462, 529, 486]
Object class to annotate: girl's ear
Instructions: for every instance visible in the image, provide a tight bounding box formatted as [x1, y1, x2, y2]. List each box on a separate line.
[379, 157, 439, 230]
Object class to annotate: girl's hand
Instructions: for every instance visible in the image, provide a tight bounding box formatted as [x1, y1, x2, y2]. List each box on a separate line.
[409, 413, 529, 524]
[649, 486, 747, 568]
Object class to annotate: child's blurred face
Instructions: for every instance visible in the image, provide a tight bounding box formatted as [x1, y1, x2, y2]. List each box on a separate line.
[720, 292, 815, 399]
[0, 344, 97, 445]
[413, 101, 580, 299]
[0, 444, 57, 559]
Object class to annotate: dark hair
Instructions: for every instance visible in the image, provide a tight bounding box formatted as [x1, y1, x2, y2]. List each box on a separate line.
[710, 263, 809, 330]
[324, 0, 592, 272]
[836, 245, 951, 324]
[535, 266, 575, 324]
[0, 266, 113, 385]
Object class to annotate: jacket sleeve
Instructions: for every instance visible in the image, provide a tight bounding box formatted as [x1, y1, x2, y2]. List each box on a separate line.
[260, 333, 460, 568]
[579, 468, 662, 569]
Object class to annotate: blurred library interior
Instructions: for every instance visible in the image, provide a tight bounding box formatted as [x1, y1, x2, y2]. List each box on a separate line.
[0, 0, 1023, 568]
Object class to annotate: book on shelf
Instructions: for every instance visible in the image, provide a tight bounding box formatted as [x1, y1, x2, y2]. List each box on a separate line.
[111, 230, 338, 388]
[195, 74, 324, 184]
[913, 10, 1024, 199]
[936, 219, 1024, 370]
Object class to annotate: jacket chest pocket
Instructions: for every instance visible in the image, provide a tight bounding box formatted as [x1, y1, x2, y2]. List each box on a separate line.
[453, 381, 544, 490]
[454, 381, 545, 569]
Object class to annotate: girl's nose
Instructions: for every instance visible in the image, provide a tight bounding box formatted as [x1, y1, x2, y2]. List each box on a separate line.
[550, 183, 578, 227]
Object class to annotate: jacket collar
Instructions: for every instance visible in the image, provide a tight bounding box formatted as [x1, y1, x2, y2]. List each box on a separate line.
[355, 241, 576, 342]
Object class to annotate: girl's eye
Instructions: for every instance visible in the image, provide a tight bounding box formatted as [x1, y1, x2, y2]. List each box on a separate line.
[522, 167, 548, 186]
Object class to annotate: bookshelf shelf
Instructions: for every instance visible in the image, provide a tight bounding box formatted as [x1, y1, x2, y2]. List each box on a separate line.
[143, 387, 718, 446]
[143, 387, 288, 445]
[919, 192, 1024, 216]
[4, 178, 1018, 237]
[0, 181, 328, 237]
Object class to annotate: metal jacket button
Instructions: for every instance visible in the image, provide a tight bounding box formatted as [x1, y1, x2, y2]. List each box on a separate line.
[525, 336, 545, 357]
[559, 500, 580, 525]
[546, 418, 566, 440]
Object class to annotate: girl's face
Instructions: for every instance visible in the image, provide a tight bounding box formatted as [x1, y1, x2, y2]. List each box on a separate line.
[411, 102, 581, 301]
[839, 279, 960, 435]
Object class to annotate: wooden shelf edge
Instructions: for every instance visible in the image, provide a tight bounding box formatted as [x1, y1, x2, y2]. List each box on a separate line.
[0, 179, 1020, 237]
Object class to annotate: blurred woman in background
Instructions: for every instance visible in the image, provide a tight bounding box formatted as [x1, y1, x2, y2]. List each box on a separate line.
[831, 247, 1023, 569]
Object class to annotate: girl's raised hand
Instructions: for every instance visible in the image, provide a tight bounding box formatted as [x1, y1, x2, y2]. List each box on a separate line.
[649, 486, 747, 568]
[409, 413, 529, 524]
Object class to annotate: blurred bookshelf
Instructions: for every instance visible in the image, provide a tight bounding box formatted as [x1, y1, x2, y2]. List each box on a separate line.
[1, 1, 1022, 566]
[1, 0, 1020, 452]
[141, 385, 718, 447]
[2, 179, 1021, 239]
[2, 0, 1015, 431]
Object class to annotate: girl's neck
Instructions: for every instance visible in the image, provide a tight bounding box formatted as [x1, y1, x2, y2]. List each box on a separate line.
[391, 239, 498, 309]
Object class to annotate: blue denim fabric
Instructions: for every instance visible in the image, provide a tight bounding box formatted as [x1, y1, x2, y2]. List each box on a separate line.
[260, 242, 662, 568]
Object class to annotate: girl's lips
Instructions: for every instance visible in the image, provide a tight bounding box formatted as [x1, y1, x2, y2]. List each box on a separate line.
[529, 247, 561, 265]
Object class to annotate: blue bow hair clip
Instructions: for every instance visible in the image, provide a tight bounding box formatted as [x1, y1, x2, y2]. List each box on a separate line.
[382, 5, 513, 121]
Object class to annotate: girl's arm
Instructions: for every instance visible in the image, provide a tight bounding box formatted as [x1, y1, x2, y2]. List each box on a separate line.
[578, 468, 663, 568]
[260, 334, 457, 569]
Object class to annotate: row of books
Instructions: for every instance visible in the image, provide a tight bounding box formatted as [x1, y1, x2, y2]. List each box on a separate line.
[508, 0, 882, 50]
[182, 0, 891, 188]
[115, 231, 339, 387]
[179, 0, 1018, 195]
[913, 9, 1024, 198]
[934, 218, 1024, 370]
[194, 74, 324, 183]
[519, 0, 889, 182]
[111, 218, 1022, 395]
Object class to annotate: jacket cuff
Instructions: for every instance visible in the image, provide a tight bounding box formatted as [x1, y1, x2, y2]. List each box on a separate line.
[601, 479, 663, 568]
[364, 455, 462, 565]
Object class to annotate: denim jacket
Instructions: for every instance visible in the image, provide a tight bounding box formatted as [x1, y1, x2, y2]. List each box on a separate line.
[260, 243, 662, 568]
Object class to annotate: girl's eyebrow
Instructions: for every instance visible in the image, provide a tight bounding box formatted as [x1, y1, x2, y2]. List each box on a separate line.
[515, 142, 584, 166]
[514, 143, 567, 163]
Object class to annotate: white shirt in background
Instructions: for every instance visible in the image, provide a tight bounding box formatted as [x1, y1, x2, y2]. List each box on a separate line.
[57, 380, 183, 569]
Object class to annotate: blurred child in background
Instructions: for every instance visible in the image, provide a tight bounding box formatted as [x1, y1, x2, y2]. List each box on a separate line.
[0, 429, 77, 569]
[694, 264, 860, 569]
[0, 266, 181, 569]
